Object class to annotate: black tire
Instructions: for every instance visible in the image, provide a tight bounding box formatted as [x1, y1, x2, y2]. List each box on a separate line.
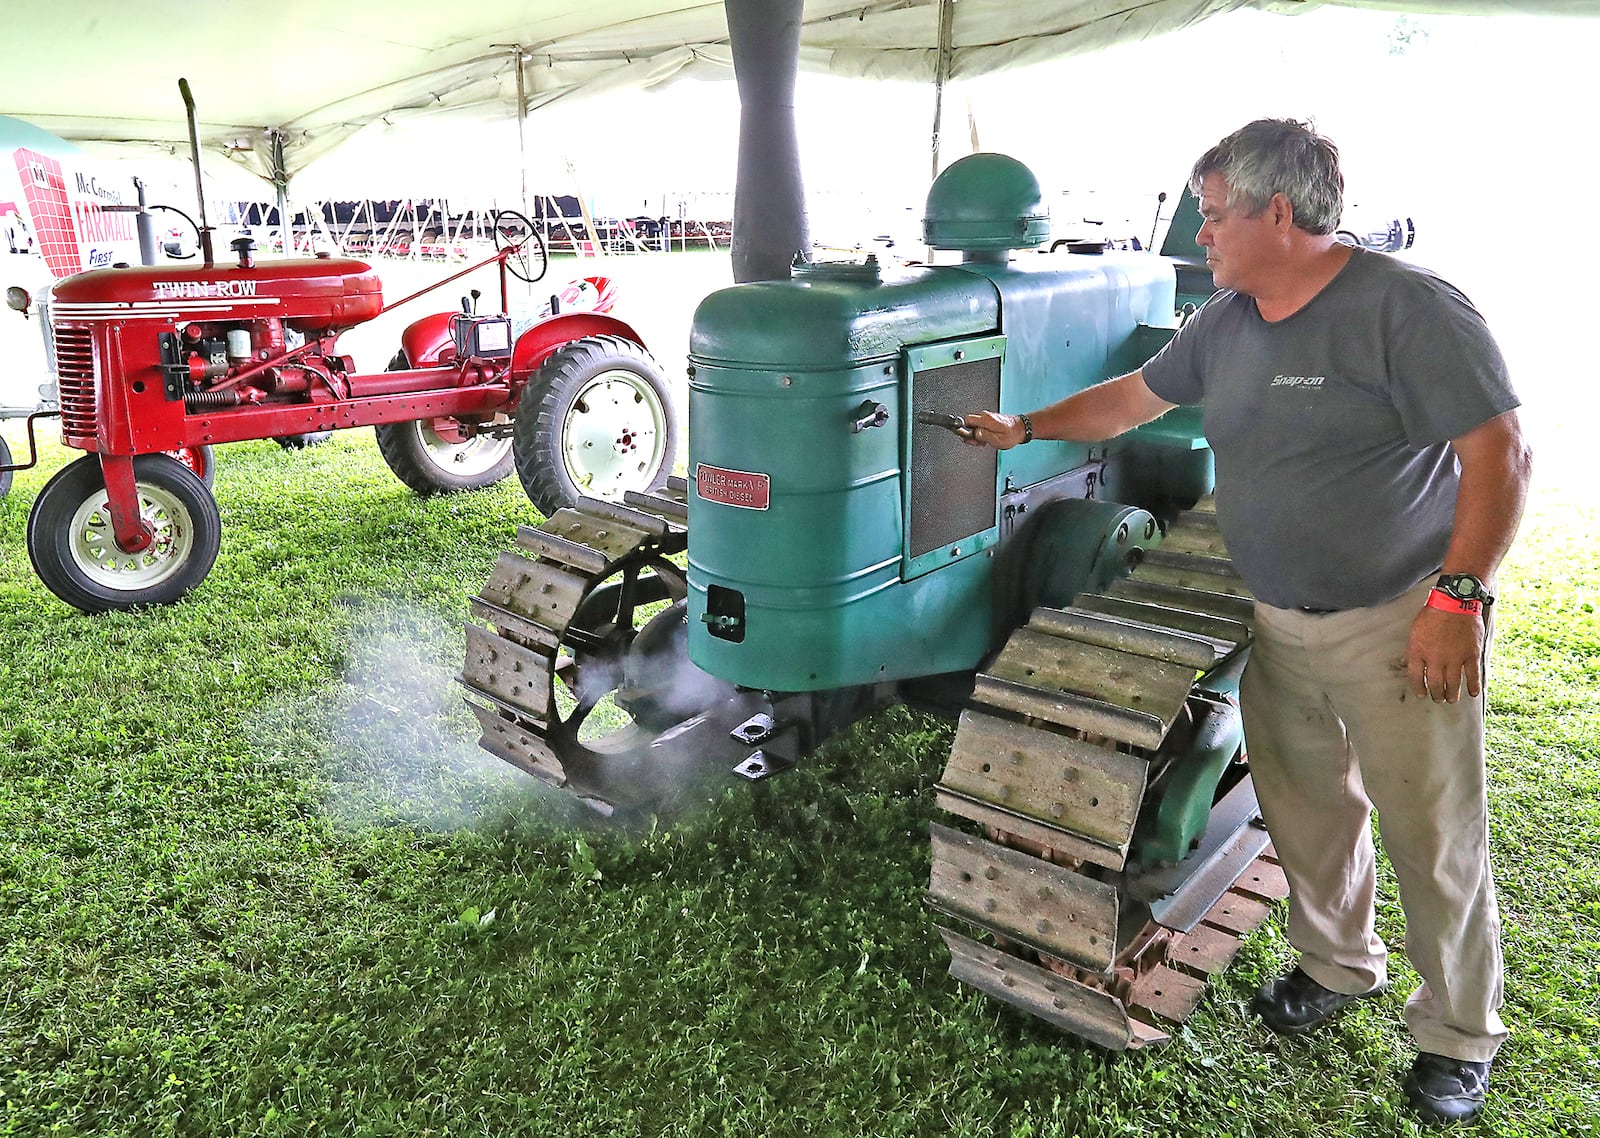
[374, 417, 514, 494]
[26, 454, 221, 612]
[513, 335, 678, 517]
[372, 350, 514, 493]
[275, 432, 333, 450]
[492, 209, 550, 284]
[0, 435, 13, 499]
[167, 443, 216, 488]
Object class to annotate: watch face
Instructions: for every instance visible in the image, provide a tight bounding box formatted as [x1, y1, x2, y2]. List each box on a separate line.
[1440, 574, 1484, 599]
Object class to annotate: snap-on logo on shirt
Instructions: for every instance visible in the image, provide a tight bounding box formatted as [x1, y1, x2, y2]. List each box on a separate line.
[1271, 374, 1325, 388]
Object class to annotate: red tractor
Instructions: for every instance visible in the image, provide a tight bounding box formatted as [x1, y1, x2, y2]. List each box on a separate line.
[4, 222, 677, 612]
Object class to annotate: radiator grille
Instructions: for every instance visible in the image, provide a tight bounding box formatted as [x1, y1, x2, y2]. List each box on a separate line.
[52, 326, 97, 438]
[909, 354, 1000, 560]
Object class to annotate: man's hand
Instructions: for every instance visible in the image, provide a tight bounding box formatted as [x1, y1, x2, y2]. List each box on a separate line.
[1405, 606, 1487, 703]
[960, 411, 1027, 449]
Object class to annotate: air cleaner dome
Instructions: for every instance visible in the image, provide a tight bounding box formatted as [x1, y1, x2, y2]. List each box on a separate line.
[922, 153, 1050, 253]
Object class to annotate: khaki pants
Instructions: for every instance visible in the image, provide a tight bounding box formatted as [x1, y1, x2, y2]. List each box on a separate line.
[1241, 578, 1507, 1063]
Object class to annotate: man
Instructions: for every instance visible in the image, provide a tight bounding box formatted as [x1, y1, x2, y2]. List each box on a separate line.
[962, 119, 1531, 1125]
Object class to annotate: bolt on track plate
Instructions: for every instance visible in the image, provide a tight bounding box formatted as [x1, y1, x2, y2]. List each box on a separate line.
[730, 712, 778, 745]
[733, 750, 789, 780]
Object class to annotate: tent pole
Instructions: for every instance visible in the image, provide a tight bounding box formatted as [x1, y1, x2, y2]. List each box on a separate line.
[270, 129, 291, 256]
[311, 201, 338, 252]
[725, 0, 808, 283]
[565, 158, 605, 256]
[548, 193, 582, 256]
[513, 46, 531, 220]
[931, 0, 956, 180]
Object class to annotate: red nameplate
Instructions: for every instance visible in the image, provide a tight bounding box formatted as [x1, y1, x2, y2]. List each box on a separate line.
[695, 463, 771, 510]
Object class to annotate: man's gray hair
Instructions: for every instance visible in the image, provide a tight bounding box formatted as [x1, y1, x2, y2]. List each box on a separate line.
[1188, 119, 1344, 236]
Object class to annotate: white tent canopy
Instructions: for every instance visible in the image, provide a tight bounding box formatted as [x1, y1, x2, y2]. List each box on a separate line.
[4, 0, 1594, 191]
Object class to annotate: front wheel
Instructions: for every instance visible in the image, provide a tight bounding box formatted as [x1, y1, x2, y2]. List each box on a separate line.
[27, 454, 222, 612]
[0, 435, 13, 499]
[513, 336, 677, 517]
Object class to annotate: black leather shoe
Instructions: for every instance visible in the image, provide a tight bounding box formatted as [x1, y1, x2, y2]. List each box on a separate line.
[1251, 965, 1386, 1034]
[1404, 1052, 1491, 1124]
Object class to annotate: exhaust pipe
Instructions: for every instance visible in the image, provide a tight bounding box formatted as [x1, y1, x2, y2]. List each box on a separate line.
[177, 78, 215, 267]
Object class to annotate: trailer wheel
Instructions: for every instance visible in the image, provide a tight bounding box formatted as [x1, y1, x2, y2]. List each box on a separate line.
[0, 435, 12, 499]
[27, 454, 221, 613]
[168, 443, 216, 487]
[513, 336, 677, 517]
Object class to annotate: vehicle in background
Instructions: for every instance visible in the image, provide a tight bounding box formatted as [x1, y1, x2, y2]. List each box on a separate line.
[2, 202, 32, 254]
[1336, 207, 1416, 253]
[1046, 189, 1166, 253]
[2, 115, 338, 499]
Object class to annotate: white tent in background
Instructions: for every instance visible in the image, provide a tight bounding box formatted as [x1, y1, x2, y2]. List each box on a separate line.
[3, 1, 1593, 193]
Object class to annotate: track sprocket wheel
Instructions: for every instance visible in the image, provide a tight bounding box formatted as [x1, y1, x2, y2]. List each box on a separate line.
[460, 486, 737, 814]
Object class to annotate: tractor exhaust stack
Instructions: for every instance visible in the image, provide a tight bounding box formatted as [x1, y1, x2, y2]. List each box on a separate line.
[177, 78, 215, 267]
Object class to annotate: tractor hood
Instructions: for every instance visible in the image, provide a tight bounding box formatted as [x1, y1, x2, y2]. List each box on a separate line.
[690, 259, 1001, 368]
[50, 256, 385, 332]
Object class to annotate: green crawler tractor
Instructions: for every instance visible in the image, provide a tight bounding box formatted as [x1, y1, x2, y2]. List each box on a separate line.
[461, 153, 1286, 1048]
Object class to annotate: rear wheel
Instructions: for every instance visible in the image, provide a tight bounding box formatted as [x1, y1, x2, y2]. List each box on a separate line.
[0, 435, 13, 499]
[27, 454, 221, 612]
[513, 336, 677, 517]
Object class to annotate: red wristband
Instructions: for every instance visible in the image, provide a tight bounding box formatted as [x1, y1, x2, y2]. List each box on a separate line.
[1427, 588, 1482, 616]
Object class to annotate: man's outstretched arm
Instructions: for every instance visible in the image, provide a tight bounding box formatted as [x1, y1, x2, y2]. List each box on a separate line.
[961, 370, 1177, 449]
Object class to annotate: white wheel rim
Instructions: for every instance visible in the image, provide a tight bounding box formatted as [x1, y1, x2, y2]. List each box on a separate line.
[67, 481, 196, 590]
[418, 417, 512, 477]
[560, 371, 669, 499]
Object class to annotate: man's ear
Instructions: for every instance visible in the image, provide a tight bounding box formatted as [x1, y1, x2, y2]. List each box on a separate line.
[1268, 192, 1296, 230]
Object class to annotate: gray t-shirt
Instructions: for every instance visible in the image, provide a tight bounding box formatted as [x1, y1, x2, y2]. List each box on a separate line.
[1142, 248, 1519, 610]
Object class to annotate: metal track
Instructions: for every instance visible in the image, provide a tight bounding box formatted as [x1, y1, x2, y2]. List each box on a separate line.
[463, 489, 1290, 1047]
[458, 477, 721, 813]
[928, 497, 1290, 1049]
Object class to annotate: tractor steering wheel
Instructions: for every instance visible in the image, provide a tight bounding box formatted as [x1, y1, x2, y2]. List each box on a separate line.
[150, 204, 202, 261]
[492, 210, 550, 284]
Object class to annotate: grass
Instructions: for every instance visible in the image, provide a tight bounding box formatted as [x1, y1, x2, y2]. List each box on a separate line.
[0, 430, 1595, 1137]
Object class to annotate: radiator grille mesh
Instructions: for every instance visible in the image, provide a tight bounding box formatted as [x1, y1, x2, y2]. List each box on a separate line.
[52, 326, 96, 439]
[909, 355, 1000, 560]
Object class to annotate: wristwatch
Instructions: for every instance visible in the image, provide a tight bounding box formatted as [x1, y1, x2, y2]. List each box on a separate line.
[1435, 573, 1494, 607]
